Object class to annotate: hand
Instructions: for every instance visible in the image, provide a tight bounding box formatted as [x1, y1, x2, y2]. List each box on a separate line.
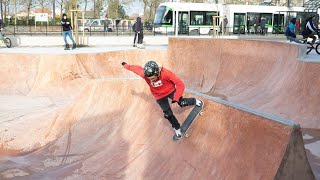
[172, 97, 185, 107]
[121, 62, 127, 66]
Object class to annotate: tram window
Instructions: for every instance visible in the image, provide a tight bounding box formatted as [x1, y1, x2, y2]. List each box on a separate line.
[163, 9, 173, 24]
[261, 13, 272, 26]
[191, 11, 205, 25]
[154, 6, 166, 24]
[206, 12, 216, 25]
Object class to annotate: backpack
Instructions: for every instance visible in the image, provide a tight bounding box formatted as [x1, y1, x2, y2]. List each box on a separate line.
[132, 22, 136, 32]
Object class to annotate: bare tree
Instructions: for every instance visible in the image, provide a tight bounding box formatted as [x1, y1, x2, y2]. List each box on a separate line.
[56, 0, 66, 17]
[19, 0, 35, 25]
[107, 0, 122, 19]
[83, 0, 88, 12]
[93, 0, 104, 18]
[141, 0, 148, 18]
[52, 0, 55, 24]
[139, 0, 165, 22]
[3, 0, 10, 23]
[36, 0, 51, 12]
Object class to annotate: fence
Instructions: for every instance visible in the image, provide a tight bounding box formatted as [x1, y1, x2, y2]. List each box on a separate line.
[2, 25, 284, 36]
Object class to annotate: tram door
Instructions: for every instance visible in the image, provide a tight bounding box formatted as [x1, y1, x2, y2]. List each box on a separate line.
[233, 13, 246, 34]
[273, 14, 284, 34]
[178, 11, 188, 34]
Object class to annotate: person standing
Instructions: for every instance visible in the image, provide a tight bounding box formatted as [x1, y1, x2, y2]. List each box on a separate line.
[260, 16, 266, 35]
[136, 17, 144, 48]
[223, 15, 228, 34]
[254, 16, 259, 34]
[219, 15, 228, 34]
[104, 16, 110, 32]
[132, 19, 138, 47]
[61, 13, 76, 50]
[296, 19, 301, 33]
[246, 17, 251, 34]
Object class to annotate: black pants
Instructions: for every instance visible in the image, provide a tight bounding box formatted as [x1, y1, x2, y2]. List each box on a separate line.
[156, 91, 196, 130]
[138, 31, 144, 44]
[133, 32, 138, 45]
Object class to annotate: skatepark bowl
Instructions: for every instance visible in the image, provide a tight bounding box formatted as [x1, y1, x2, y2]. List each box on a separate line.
[0, 38, 319, 179]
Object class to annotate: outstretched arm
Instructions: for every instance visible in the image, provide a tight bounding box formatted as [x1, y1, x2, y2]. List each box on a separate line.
[122, 62, 145, 78]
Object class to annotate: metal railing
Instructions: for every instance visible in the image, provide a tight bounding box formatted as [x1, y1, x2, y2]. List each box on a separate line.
[2, 24, 285, 37]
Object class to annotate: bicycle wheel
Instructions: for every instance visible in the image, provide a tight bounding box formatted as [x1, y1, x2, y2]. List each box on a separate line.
[316, 43, 320, 55]
[306, 44, 313, 54]
[4, 37, 11, 48]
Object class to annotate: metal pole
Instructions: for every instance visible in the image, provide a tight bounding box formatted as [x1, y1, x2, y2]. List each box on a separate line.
[0, 0, 3, 20]
[82, 11, 85, 45]
[14, 0, 17, 28]
[175, 10, 179, 36]
[52, 0, 56, 25]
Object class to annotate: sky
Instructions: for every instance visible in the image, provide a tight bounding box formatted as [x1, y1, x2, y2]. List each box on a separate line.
[78, 0, 144, 16]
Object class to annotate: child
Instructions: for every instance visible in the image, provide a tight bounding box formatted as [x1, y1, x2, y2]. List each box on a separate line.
[122, 61, 203, 139]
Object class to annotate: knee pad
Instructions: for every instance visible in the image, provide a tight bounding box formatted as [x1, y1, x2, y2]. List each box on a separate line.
[163, 109, 173, 119]
[179, 98, 188, 107]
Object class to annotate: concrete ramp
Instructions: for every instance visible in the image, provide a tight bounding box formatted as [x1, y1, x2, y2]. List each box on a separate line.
[0, 47, 315, 179]
[169, 38, 320, 129]
[0, 80, 314, 179]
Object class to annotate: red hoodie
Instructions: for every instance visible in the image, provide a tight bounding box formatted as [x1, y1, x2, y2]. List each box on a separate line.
[124, 64, 185, 101]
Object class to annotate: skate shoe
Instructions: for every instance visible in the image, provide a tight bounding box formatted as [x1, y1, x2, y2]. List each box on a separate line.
[175, 128, 182, 138]
[195, 99, 203, 107]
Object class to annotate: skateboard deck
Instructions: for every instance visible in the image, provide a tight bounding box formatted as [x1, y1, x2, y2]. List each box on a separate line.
[173, 100, 204, 141]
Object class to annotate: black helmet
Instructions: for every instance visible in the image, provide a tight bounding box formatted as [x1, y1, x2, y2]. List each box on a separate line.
[62, 13, 67, 17]
[309, 14, 316, 18]
[144, 61, 159, 77]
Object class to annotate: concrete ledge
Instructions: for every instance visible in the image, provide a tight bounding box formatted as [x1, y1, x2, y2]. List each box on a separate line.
[6, 35, 169, 47]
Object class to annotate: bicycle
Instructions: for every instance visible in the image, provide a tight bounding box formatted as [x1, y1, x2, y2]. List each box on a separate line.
[301, 33, 320, 55]
[0, 33, 11, 48]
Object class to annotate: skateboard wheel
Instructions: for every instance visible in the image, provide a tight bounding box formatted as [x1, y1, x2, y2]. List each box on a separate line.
[185, 134, 189, 137]
[199, 111, 204, 115]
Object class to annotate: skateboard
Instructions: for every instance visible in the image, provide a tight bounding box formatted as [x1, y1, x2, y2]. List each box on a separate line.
[173, 100, 204, 141]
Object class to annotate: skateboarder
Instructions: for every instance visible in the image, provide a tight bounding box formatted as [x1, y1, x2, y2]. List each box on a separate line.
[122, 61, 202, 139]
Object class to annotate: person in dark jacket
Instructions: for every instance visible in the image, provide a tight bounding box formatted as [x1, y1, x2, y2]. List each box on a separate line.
[260, 16, 266, 35]
[246, 17, 251, 34]
[285, 18, 301, 43]
[254, 16, 259, 34]
[135, 17, 144, 48]
[302, 14, 319, 45]
[132, 20, 138, 47]
[61, 13, 76, 50]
